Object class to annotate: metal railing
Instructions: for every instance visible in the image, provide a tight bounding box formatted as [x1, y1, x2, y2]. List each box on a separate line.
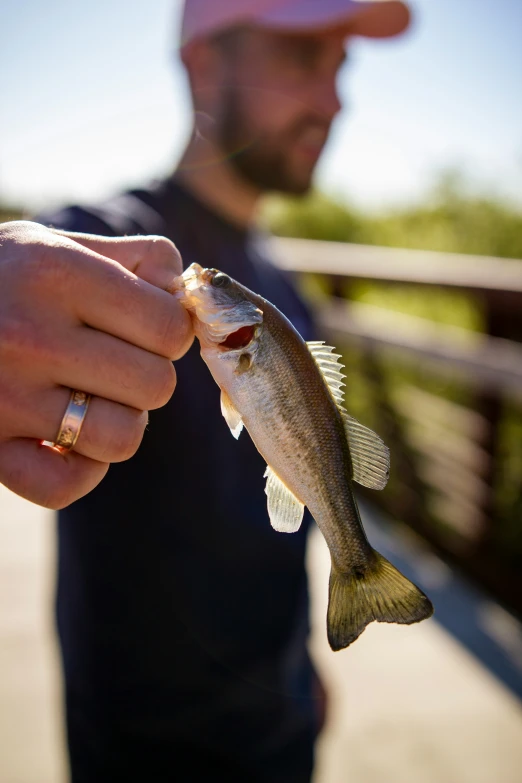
[271, 237, 522, 618]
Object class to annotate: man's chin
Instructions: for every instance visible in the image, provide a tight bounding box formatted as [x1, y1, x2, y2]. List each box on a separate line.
[229, 154, 313, 196]
[254, 173, 313, 197]
[262, 161, 315, 196]
[272, 179, 312, 196]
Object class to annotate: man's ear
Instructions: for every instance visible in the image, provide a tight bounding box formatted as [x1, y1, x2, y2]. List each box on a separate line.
[182, 38, 229, 119]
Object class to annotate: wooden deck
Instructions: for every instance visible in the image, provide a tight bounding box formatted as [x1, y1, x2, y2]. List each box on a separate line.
[1, 483, 521, 783]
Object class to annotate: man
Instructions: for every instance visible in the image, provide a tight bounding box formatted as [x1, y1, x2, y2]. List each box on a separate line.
[38, 1, 410, 780]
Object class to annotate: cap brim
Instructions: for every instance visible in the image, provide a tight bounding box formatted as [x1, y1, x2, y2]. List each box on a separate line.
[257, 0, 410, 40]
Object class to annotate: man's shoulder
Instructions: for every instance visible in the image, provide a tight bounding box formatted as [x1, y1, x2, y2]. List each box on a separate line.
[35, 182, 170, 237]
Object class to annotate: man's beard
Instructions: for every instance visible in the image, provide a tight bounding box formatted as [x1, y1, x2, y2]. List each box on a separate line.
[216, 85, 325, 195]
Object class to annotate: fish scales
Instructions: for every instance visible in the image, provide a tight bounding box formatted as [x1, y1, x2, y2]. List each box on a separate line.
[235, 298, 372, 573]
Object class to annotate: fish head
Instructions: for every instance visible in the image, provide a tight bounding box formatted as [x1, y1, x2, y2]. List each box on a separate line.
[176, 263, 263, 355]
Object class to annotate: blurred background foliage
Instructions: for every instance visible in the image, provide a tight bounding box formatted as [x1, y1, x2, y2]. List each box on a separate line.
[263, 170, 522, 259]
[261, 169, 522, 335]
[0, 205, 23, 223]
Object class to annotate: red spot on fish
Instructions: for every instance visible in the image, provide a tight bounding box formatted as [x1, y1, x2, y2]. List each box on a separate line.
[221, 325, 255, 350]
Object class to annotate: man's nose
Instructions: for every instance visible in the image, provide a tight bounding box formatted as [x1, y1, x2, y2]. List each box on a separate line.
[312, 78, 342, 122]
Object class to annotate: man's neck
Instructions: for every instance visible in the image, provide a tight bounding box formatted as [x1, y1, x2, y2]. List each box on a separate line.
[174, 136, 261, 230]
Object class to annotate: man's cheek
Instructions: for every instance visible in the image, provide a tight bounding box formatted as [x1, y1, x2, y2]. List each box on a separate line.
[251, 95, 301, 137]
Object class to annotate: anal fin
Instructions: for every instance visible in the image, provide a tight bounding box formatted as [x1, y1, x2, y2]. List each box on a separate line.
[263, 466, 304, 533]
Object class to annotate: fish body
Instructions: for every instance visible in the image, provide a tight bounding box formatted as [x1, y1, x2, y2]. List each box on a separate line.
[177, 264, 433, 650]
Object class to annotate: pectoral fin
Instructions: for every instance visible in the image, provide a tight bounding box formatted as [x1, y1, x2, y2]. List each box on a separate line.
[342, 413, 390, 490]
[263, 466, 304, 533]
[220, 389, 243, 439]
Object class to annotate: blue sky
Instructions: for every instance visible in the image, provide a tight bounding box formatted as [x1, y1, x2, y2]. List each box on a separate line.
[1, 0, 521, 212]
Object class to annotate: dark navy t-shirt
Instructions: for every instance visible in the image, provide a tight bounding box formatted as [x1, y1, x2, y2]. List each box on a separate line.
[38, 180, 318, 782]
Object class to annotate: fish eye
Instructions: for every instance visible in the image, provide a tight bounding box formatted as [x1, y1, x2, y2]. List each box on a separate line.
[211, 272, 231, 288]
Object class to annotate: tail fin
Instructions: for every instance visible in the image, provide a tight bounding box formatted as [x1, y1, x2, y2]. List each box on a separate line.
[327, 551, 433, 651]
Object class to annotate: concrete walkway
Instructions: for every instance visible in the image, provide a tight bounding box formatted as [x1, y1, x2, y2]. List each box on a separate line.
[0, 486, 66, 783]
[1, 483, 521, 783]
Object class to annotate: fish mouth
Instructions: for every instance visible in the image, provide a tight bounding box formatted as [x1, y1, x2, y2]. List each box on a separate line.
[175, 263, 212, 311]
[178, 264, 224, 300]
[176, 263, 263, 345]
[219, 324, 257, 350]
[179, 262, 205, 294]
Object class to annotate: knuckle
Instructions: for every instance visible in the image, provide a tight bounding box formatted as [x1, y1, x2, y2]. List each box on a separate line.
[23, 239, 73, 291]
[157, 304, 194, 360]
[1, 224, 75, 295]
[28, 472, 75, 510]
[0, 315, 27, 356]
[41, 461, 108, 509]
[41, 488, 73, 511]
[146, 235, 183, 275]
[0, 377, 28, 439]
[173, 310, 194, 359]
[147, 360, 177, 410]
[119, 409, 148, 460]
[101, 409, 148, 463]
[0, 313, 45, 365]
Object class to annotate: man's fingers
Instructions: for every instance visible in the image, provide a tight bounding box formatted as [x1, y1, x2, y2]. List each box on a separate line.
[48, 240, 193, 361]
[11, 386, 149, 464]
[71, 398, 148, 463]
[0, 439, 109, 510]
[53, 230, 184, 290]
[47, 326, 178, 411]
[4, 223, 193, 361]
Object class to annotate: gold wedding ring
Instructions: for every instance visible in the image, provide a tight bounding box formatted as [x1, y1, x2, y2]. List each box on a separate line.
[51, 390, 91, 454]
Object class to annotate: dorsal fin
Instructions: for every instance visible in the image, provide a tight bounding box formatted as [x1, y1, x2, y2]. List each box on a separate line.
[306, 341, 390, 490]
[341, 412, 390, 490]
[306, 341, 345, 406]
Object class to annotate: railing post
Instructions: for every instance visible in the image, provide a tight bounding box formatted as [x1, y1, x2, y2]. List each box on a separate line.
[475, 291, 522, 553]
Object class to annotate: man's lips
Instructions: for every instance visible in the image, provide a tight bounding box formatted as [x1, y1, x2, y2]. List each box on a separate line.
[294, 141, 325, 162]
[293, 126, 328, 161]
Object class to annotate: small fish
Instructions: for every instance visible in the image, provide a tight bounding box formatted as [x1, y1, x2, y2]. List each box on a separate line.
[176, 264, 433, 651]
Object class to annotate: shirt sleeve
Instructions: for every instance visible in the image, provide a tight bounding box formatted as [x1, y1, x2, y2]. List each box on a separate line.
[34, 204, 121, 237]
[34, 189, 167, 238]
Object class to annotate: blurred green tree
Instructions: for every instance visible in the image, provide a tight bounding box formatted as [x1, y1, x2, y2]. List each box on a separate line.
[264, 171, 522, 259]
[0, 205, 24, 224]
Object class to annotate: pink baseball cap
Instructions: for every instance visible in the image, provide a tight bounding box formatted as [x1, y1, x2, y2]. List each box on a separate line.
[180, 0, 410, 49]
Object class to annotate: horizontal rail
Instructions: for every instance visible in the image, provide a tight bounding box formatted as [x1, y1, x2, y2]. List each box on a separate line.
[271, 237, 522, 295]
[401, 423, 490, 476]
[317, 300, 522, 396]
[394, 386, 489, 440]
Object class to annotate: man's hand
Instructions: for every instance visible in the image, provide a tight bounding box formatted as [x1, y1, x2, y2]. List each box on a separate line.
[0, 221, 193, 509]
